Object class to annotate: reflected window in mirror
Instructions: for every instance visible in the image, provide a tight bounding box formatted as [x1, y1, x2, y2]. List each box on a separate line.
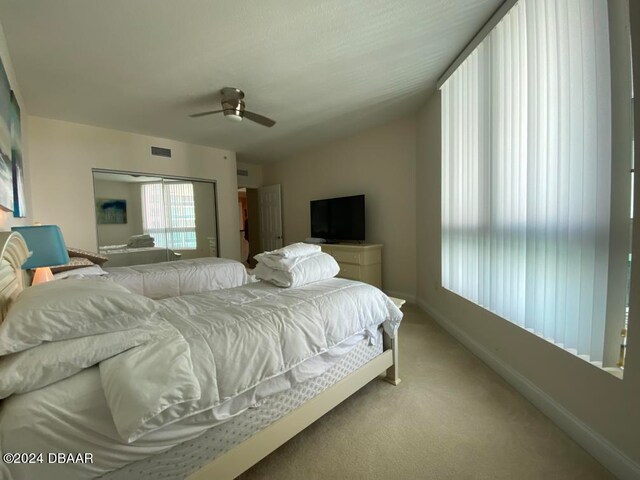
[92, 170, 219, 268]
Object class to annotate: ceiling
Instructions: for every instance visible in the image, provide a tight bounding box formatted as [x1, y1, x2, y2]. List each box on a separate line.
[0, 0, 500, 164]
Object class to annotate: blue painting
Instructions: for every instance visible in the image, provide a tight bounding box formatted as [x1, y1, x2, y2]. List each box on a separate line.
[0, 58, 13, 213]
[10, 90, 25, 217]
[96, 198, 127, 224]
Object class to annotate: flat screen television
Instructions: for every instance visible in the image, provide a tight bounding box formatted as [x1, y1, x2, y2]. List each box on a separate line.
[310, 194, 365, 242]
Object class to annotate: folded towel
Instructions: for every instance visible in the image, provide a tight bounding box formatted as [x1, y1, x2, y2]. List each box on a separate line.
[254, 252, 339, 288]
[264, 242, 321, 259]
[127, 234, 155, 248]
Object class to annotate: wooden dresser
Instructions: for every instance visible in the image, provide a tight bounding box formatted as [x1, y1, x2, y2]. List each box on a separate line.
[320, 243, 382, 288]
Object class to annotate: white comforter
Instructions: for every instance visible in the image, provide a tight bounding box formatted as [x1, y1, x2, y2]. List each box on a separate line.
[0, 279, 402, 480]
[104, 257, 249, 299]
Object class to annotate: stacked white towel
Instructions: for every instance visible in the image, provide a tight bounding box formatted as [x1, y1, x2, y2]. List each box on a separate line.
[254, 243, 339, 288]
[127, 234, 155, 248]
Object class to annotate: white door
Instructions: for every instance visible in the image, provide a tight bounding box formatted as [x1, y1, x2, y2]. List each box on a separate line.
[258, 184, 283, 251]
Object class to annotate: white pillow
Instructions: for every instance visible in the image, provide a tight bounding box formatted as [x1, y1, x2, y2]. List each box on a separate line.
[0, 327, 156, 399]
[53, 264, 108, 280]
[263, 242, 321, 259]
[0, 279, 161, 355]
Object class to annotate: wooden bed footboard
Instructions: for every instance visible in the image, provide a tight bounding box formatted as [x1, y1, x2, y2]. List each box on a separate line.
[383, 330, 401, 385]
[188, 329, 401, 480]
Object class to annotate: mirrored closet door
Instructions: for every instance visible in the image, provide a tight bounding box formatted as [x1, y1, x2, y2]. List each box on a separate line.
[92, 170, 219, 267]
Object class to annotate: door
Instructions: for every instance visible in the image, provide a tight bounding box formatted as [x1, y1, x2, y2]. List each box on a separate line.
[258, 184, 283, 251]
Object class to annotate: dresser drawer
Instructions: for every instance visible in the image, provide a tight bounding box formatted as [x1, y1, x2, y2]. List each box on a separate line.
[331, 250, 362, 264]
[337, 263, 361, 280]
[321, 245, 381, 266]
[319, 243, 382, 288]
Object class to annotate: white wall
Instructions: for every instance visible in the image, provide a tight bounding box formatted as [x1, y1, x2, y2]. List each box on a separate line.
[27, 116, 240, 261]
[416, 90, 640, 476]
[237, 161, 263, 188]
[262, 116, 417, 299]
[0, 22, 33, 230]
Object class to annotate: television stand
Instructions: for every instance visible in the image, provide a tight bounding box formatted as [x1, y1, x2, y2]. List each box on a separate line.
[324, 239, 365, 245]
[320, 243, 382, 288]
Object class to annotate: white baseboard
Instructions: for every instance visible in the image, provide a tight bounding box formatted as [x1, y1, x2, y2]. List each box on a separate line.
[416, 298, 640, 480]
[383, 290, 416, 303]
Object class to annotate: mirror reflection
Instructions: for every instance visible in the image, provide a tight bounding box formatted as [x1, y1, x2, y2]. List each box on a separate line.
[93, 170, 218, 267]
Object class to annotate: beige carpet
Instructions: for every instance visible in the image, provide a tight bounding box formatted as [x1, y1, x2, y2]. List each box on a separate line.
[238, 304, 613, 480]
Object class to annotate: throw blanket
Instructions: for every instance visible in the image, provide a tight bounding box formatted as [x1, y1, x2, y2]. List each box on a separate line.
[100, 278, 402, 442]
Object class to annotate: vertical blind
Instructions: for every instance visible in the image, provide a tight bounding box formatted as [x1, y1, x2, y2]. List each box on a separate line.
[441, 0, 613, 362]
[141, 182, 197, 250]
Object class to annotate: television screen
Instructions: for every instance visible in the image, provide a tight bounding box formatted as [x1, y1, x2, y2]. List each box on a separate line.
[310, 195, 365, 241]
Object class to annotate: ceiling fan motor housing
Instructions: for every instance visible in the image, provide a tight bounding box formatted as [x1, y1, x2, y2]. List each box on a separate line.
[222, 98, 244, 122]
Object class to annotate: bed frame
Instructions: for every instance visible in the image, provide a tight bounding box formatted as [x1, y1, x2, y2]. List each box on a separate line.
[189, 331, 400, 480]
[0, 232, 30, 323]
[0, 231, 401, 480]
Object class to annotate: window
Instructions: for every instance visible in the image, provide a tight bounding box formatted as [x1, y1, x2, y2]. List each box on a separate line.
[141, 182, 197, 250]
[440, 0, 633, 366]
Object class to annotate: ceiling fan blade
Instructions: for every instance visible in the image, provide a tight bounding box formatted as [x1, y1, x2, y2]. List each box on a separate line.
[189, 109, 224, 118]
[243, 110, 276, 127]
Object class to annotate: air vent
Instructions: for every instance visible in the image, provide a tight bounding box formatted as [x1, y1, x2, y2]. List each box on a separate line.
[151, 146, 172, 158]
[237, 169, 249, 176]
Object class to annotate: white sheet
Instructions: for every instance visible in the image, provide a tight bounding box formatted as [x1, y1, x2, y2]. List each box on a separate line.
[104, 257, 249, 299]
[0, 279, 401, 480]
[0, 331, 378, 480]
[100, 279, 401, 442]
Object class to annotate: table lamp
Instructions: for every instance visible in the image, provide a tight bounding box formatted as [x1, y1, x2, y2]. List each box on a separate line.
[11, 225, 69, 285]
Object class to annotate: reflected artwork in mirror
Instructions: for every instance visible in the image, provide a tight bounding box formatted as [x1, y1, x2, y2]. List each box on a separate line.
[92, 170, 219, 267]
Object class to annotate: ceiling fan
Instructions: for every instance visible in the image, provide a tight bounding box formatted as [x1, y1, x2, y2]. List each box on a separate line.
[189, 87, 276, 127]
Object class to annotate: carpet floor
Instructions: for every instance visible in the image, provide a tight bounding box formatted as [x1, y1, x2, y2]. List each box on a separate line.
[238, 304, 613, 480]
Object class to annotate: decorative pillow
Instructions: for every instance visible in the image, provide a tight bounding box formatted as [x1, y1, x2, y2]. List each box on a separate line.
[66, 247, 109, 266]
[50, 256, 95, 273]
[0, 278, 161, 355]
[0, 327, 155, 399]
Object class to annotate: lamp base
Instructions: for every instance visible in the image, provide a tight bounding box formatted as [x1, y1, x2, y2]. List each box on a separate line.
[32, 267, 54, 285]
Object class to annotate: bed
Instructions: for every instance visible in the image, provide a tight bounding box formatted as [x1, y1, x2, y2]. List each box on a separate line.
[103, 257, 250, 299]
[0, 232, 402, 480]
[99, 245, 181, 267]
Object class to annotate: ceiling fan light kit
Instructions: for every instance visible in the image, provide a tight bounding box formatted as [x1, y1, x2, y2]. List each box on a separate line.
[222, 98, 245, 122]
[190, 87, 276, 127]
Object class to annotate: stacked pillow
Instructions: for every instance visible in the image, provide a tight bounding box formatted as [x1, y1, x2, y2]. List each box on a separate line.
[254, 243, 340, 288]
[0, 279, 161, 398]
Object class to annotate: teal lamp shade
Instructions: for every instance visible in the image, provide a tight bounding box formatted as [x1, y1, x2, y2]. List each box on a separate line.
[11, 225, 70, 269]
